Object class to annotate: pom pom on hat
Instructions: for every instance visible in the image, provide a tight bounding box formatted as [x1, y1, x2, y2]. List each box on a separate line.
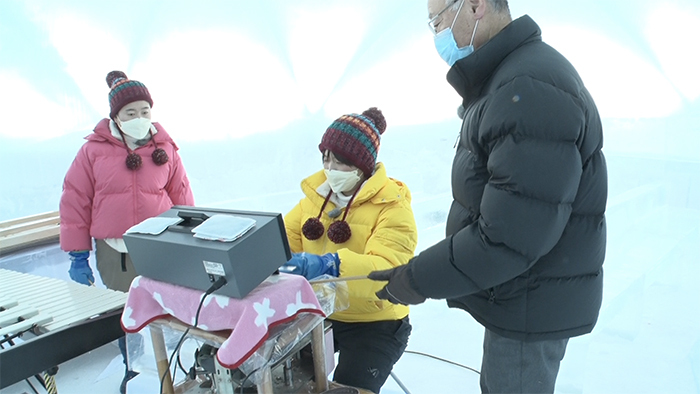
[106, 71, 128, 88]
[106, 70, 153, 119]
[318, 107, 386, 178]
[361, 107, 386, 135]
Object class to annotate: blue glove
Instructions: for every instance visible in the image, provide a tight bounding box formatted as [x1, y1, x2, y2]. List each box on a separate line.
[281, 252, 340, 279]
[68, 250, 95, 286]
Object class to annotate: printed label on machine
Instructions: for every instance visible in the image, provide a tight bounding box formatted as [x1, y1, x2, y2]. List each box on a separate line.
[203, 260, 226, 276]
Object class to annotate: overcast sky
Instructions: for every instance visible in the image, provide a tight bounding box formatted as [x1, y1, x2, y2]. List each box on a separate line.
[0, 0, 698, 142]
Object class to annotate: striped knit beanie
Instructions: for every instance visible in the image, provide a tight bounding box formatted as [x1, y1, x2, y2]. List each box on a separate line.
[106, 71, 153, 119]
[318, 107, 387, 178]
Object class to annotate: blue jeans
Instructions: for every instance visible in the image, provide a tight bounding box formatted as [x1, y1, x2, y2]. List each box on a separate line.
[480, 329, 568, 394]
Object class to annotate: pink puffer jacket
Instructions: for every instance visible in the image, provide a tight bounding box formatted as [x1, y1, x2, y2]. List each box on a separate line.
[59, 118, 195, 251]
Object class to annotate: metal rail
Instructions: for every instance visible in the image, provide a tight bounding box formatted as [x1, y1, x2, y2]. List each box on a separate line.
[0, 269, 128, 389]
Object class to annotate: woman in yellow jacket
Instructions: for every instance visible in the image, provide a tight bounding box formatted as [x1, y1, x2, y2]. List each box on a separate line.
[282, 107, 418, 393]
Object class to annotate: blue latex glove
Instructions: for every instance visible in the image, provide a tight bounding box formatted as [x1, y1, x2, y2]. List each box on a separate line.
[280, 252, 340, 279]
[68, 250, 95, 286]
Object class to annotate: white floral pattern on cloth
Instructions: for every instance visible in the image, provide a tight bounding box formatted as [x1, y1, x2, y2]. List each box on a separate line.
[253, 298, 275, 328]
[120, 273, 325, 369]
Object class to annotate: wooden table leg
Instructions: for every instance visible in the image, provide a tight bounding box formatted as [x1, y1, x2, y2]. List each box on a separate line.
[311, 323, 328, 392]
[149, 325, 174, 394]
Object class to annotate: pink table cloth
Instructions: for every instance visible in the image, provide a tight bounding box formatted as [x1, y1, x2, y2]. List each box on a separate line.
[121, 273, 325, 369]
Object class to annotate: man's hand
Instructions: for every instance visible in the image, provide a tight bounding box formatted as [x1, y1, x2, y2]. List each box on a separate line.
[368, 264, 426, 305]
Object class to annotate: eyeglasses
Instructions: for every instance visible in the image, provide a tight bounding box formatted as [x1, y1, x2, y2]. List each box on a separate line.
[427, 0, 461, 35]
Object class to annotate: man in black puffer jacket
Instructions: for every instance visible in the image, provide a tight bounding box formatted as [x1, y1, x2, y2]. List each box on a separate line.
[369, 0, 607, 392]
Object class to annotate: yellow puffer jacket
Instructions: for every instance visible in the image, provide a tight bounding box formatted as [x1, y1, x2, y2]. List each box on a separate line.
[285, 163, 418, 323]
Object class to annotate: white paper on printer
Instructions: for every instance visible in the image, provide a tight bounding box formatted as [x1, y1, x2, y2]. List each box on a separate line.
[124, 216, 184, 235]
[191, 214, 256, 242]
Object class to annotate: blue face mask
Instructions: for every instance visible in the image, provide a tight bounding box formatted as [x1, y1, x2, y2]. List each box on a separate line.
[433, 2, 479, 67]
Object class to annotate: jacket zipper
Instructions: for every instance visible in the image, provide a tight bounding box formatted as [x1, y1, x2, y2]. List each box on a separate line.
[133, 165, 139, 235]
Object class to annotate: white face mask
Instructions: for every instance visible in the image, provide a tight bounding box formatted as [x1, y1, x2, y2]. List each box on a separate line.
[324, 169, 362, 194]
[119, 117, 152, 140]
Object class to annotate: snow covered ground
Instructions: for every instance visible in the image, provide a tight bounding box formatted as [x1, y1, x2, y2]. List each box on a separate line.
[1, 123, 699, 393]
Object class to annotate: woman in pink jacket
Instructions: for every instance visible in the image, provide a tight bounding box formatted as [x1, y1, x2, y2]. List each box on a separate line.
[59, 70, 194, 392]
[60, 70, 194, 291]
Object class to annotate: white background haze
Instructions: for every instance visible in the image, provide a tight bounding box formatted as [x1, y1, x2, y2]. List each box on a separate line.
[1, 0, 699, 393]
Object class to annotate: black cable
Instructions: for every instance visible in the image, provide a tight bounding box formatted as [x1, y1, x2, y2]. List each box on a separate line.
[176, 336, 189, 375]
[24, 378, 40, 394]
[159, 276, 227, 394]
[175, 336, 196, 376]
[404, 349, 480, 374]
[160, 326, 190, 392]
[176, 350, 188, 376]
[238, 366, 262, 394]
[386, 350, 480, 394]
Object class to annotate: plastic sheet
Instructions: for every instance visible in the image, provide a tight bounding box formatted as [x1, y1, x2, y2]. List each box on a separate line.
[230, 275, 349, 385]
[310, 275, 350, 317]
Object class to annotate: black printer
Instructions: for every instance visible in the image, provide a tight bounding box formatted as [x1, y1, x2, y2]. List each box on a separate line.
[123, 206, 291, 298]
